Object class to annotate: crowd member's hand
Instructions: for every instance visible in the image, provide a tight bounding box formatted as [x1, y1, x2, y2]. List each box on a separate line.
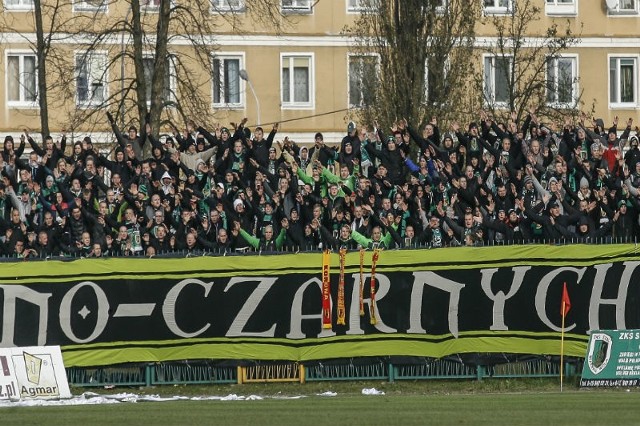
[486, 199, 495, 214]
[579, 112, 587, 127]
[473, 211, 483, 224]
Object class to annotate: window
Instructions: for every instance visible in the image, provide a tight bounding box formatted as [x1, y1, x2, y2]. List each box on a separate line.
[281, 54, 313, 108]
[545, 0, 577, 16]
[431, 0, 446, 10]
[75, 52, 107, 106]
[609, 56, 637, 107]
[347, 0, 375, 13]
[142, 55, 176, 105]
[7, 53, 37, 107]
[425, 56, 451, 106]
[483, 55, 511, 106]
[4, 0, 34, 10]
[546, 56, 577, 106]
[141, 0, 160, 9]
[483, 0, 511, 14]
[607, 0, 639, 14]
[211, 0, 244, 12]
[212, 55, 243, 107]
[282, 0, 312, 12]
[348, 55, 378, 108]
[74, 0, 107, 12]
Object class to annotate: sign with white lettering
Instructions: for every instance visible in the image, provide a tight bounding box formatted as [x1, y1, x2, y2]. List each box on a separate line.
[0, 246, 637, 367]
[580, 330, 640, 387]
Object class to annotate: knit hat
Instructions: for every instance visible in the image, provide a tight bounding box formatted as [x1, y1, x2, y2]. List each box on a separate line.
[347, 121, 356, 133]
[233, 199, 243, 209]
[523, 176, 533, 185]
[580, 177, 589, 188]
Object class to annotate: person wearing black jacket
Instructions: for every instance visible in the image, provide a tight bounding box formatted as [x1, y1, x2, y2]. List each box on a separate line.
[26, 131, 67, 171]
[363, 136, 406, 185]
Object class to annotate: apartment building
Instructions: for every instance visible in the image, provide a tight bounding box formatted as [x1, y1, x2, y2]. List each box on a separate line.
[1, 0, 640, 144]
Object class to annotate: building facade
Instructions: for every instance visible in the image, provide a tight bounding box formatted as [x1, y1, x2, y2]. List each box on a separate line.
[0, 0, 639, 144]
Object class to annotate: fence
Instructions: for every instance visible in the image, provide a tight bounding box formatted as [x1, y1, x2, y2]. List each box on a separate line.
[66, 356, 583, 387]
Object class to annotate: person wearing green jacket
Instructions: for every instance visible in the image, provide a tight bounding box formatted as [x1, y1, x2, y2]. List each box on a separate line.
[349, 205, 400, 250]
[236, 219, 287, 252]
[322, 162, 358, 193]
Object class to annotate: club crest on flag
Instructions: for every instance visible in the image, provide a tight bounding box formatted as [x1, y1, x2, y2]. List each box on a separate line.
[587, 333, 612, 375]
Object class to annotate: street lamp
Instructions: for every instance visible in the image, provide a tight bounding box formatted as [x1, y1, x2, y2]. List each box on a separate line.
[239, 69, 261, 126]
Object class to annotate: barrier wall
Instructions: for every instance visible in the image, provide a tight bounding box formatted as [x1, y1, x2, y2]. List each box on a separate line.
[1, 244, 639, 367]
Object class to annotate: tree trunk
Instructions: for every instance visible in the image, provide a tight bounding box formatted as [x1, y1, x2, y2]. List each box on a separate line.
[33, 0, 50, 140]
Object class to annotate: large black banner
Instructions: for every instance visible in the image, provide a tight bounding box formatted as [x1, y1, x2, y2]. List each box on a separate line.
[1, 245, 638, 366]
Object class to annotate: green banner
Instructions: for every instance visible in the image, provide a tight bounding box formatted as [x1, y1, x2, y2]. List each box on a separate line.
[580, 330, 640, 387]
[0, 244, 638, 367]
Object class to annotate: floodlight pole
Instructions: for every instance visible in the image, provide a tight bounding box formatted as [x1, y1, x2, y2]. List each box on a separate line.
[239, 69, 261, 126]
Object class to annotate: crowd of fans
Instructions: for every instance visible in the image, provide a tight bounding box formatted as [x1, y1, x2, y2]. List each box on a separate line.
[1, 109, 639, 259]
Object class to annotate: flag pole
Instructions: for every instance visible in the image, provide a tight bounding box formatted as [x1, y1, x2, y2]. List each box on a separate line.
[560, 282, 571, 393]
[560, 300, 565, 393]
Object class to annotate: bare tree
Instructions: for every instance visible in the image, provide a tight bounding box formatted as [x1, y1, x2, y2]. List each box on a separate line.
[478, 0, 582, 124]
[67, 0, 285, 143]
[0, 0, 79, 141]
[1, 0, 285, 146]
[346, 0, 480, 131]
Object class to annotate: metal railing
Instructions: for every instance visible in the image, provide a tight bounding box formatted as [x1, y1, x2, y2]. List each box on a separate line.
[66, 355, 583, 387]
[4, 236, 639, 262]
